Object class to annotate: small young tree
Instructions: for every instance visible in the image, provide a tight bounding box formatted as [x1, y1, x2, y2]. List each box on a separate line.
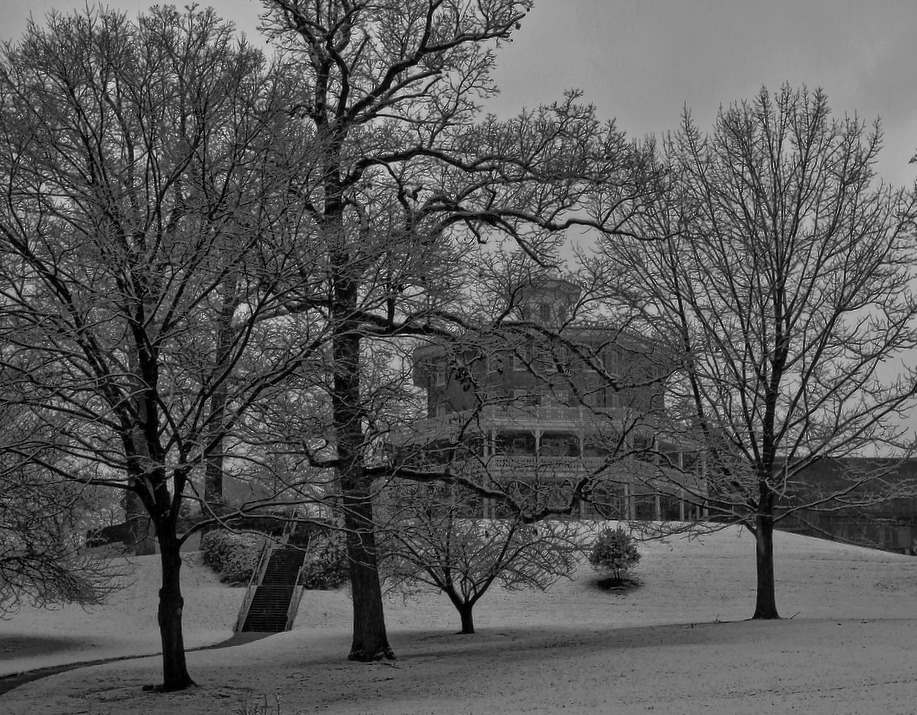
[381, 482, 579, 634]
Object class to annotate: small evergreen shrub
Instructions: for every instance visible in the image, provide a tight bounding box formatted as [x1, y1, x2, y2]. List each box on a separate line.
[299, 530, 349, 590]
[201, 530, 264, 585]
[588, 526, 641, 583]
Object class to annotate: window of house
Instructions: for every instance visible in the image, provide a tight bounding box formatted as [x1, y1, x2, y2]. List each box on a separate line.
[435, 403, 447, 418]
[539, 432, 580, 457]
[634, 493, 656, 520]
[590, 482, 624, 519]
[543, 344, 568, 374]
[605, 349, 619, 376]
[453, 362, 474, 388]
[434, 362, 447, 387]
[513, 389, 539, 406]
[577, 345, 603, 373]
[682, 452, 702, 475]
[534, 347, 549, 373]
[513, 345, 531, 372]
[632, 435, 653, 460]
[495, 431, 536, 456]
[542, 389, 568, 406]
[538, 303, 552, 323]
[582, 439, 610, 459]
[555, 344, 569, 372]
[486, 353, 503, 374]
[458, 436, 485, 459]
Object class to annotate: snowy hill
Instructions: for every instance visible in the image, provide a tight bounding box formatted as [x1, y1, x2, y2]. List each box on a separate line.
[3, 525, 917, 714]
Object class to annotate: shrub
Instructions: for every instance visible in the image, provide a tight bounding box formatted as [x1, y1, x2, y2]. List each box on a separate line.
[588, 526, 640, 583]
[299, 530, 349, 590]
[201, 530, 264, 585]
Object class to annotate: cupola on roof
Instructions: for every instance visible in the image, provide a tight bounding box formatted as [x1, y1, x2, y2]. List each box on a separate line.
[515, 276, 580, 326]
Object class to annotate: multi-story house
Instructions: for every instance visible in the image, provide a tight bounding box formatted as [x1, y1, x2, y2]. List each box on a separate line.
[393, 277, 706, 522]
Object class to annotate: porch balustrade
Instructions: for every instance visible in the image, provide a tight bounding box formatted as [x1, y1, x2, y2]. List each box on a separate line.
[400, 405, 635, 437]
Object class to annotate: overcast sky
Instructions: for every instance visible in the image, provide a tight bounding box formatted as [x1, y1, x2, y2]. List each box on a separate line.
[4, 0, 917, 187]
[489, 0, 917, 188]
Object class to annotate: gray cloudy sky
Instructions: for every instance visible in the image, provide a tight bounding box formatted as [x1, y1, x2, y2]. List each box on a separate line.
[4, 0, 917, 186]
[488, 0, 917, 188]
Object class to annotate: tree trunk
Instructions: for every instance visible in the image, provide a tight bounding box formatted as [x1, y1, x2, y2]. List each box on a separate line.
[751, 513, 780, 619]
[125, 488, 157, 556]
[155, 527, 195, 690]
[334, 322, 393, 660]
[327, 184, 394, 660]
[342, 478, 394, 660]
[201, 385, 228, 538]
[203, 274, 239, 513]
[203, 421, 225, 506]
[334, 318, 393, 660]
[457, 602, 476, 634]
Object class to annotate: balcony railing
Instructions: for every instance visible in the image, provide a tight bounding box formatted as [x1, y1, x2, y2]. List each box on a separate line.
[395, 405, 637, 440]
[389, 453, 707, 492]
[394, 454, 617, 478]
[485, 455, 607, 470]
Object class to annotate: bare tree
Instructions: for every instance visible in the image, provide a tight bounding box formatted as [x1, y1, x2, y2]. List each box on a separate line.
[595, 85, 917, 619]
[258, 0, 652, 660]
[380, 482, 579, 634]
[0, 6, 318, 690]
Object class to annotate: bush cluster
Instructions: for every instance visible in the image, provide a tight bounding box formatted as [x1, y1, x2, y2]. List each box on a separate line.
[588, 526, 641, 583]
[201, 530, 264, 585]
[299, 530, 349, 590]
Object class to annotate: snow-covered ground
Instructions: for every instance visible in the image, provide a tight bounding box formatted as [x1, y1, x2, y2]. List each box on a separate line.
[3, 525, 917, 713]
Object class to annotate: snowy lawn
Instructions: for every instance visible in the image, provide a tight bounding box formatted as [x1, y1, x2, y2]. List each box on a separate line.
[3, 525, 917, 713]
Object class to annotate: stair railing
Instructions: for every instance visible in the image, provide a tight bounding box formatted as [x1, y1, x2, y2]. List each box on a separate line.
[281, 506, 309, 631]
[234, 535, 273, 633]
[284, 551, 309, 631]
[280, 505, 300, 545]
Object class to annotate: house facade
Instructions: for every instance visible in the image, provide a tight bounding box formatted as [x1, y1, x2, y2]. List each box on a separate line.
[392, 278, 706, 521]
